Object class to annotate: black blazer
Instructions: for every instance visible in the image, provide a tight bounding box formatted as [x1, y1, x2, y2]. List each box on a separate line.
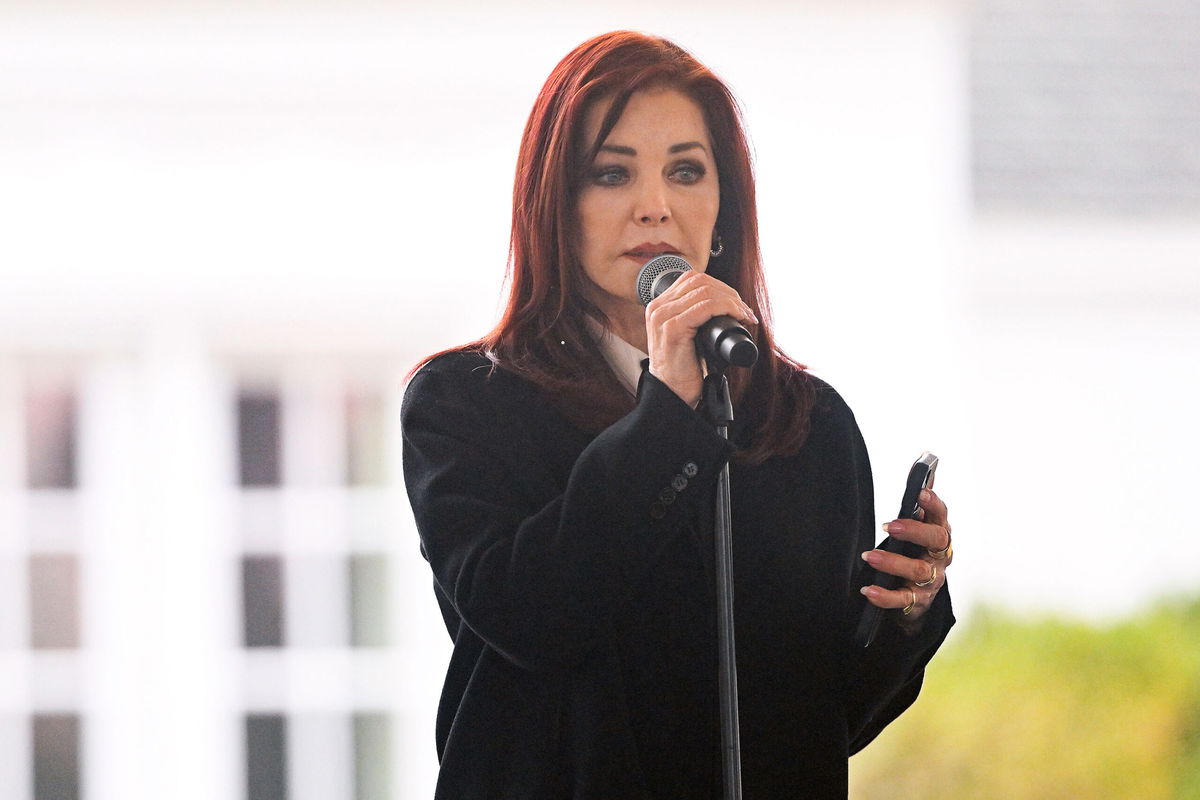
[402, 350, 954, 799]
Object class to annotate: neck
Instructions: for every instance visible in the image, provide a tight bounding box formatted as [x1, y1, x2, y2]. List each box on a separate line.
[580, 282, 648, 351]
[603, 307, 648, 352]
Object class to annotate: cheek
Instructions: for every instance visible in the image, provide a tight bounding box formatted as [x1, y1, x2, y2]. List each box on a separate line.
[580, 194, 629, 258]
[690, 193, 721, 273]
[687, 181, 720, 221]
[576, 193, 609, 248]
[686, 193, 721, 238]
[705, 186, 720, 225]
[575, 195, 613, 285]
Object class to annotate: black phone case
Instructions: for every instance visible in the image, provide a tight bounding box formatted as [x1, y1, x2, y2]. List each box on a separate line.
[853, 455, 936, 648]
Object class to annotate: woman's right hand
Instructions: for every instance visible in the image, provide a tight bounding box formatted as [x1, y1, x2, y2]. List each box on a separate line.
[644, 270, 758, 407]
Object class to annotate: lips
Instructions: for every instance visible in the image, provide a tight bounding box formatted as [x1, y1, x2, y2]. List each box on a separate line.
[623, 242, 682, 262]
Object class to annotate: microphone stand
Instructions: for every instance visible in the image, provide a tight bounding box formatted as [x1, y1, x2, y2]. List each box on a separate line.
[703, 367, 743, 800]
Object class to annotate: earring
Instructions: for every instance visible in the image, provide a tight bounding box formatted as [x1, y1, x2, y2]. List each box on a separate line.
[710, 233, 724, 258]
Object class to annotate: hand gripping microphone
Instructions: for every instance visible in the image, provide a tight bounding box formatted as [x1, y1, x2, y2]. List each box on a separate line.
[635, 254, 759, 368]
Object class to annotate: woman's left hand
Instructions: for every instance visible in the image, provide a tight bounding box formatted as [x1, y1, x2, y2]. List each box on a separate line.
[859, 487, 953, 623]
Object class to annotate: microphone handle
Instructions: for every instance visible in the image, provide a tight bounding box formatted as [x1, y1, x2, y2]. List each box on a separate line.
[700, 315, 759, 369]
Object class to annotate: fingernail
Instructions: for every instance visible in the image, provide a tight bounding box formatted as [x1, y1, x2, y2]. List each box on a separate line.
[861, 550, 881, 565]
[920, 489, 931, 502]
[860, 586, 879, 599]
[882, 522, 895, 533]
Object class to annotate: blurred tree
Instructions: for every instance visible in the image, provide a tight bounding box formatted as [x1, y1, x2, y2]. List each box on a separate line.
[850, 597, 1200, 799]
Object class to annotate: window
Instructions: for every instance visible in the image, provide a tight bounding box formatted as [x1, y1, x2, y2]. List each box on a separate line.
[25, 380, 76, 490]
[243, 556, 285, 648]
[346, 388, 387, 487]
[350, 555, 389, 648]
[29, 555, 79, 650]
[33, 714, 80, 800]
[239, 392, 282, 487]
[353, 713, 392, 800]
[235, 370, 402, 798]
[246, 714, 287, 800]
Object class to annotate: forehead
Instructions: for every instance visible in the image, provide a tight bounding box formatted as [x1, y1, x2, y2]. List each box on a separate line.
[582, 88, 712, 152]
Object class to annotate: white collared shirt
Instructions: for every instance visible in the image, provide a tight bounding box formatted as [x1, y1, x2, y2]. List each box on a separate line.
[585, 317, 648, 398]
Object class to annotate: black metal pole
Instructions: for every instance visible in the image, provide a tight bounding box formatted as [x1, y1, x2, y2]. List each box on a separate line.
[704, 370, 742, 800]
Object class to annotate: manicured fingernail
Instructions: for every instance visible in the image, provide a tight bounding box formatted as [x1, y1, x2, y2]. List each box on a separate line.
[860, 586, 879, 599]
[861, 550, 881, 565]
[882, 522, 895, 533]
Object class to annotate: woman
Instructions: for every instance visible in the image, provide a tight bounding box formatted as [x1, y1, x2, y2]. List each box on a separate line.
[402, 31, 954, 799]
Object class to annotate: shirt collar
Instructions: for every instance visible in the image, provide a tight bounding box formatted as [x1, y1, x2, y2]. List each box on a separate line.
[584, 316, 648, 397]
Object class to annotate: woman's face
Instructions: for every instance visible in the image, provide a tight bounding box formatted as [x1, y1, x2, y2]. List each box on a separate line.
[575, 87, 720, 330]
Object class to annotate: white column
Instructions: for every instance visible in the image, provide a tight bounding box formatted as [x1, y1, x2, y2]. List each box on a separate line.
[79, 323, 240, 800]
[0, 360, 31, 800]
[289, 713, 353, 800]
[0, 359, 28, 649]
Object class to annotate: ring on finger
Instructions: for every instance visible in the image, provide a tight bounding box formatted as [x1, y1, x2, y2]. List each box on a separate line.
[915, 564, 938, 588]
[927, 528, 952, 560]
[902, 588, 918, 615]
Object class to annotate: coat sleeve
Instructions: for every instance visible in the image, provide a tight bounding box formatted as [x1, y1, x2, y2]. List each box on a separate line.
[401, 355, 735, 673]
[829, 389, 956, 753]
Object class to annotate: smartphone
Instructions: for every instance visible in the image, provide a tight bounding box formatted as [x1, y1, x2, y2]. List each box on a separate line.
[853, 451, 939, 648]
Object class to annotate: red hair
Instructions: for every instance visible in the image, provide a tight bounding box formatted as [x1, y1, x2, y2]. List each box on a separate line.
[420, 31, 814, 463]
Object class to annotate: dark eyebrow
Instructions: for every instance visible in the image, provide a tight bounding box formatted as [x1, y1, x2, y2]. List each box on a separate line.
[597, 141, 709, 156]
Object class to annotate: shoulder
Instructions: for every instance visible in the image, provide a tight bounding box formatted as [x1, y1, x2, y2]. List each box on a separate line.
[408, 348, 496, 383]
[807, 373, 857, 423]
[402, 348, 551, 441]
[767, 362, 858, 431]
[405, 349, 529, 405]
[792, 371, 867, 457]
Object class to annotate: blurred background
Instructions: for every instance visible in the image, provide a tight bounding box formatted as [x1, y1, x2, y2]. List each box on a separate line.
[1, 0, 1197, 797]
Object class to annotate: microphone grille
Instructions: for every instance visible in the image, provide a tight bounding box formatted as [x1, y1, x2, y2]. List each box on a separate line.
[635, 254, 692, 306]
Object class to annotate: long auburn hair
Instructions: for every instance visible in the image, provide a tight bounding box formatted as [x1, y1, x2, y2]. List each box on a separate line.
[420, 31, 814, 464]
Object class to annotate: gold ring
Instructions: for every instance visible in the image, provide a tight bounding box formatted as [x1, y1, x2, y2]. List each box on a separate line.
[927, 528, 952, 560]
[915, 564, 938, 588]
[902, 588, 917, 615]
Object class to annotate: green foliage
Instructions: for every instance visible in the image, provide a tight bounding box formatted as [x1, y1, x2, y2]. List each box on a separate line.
[850, 595, 1200, 799]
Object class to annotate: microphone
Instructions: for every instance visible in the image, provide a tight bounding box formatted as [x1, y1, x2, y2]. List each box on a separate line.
[635, 254, 759, 368]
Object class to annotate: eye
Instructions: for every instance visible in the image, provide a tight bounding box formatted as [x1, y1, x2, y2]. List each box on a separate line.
[670, 161, 706, 185]
[590, 165, 629, 186]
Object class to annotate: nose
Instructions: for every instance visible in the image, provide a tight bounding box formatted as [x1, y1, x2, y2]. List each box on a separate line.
[633, 180, 670, 225]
